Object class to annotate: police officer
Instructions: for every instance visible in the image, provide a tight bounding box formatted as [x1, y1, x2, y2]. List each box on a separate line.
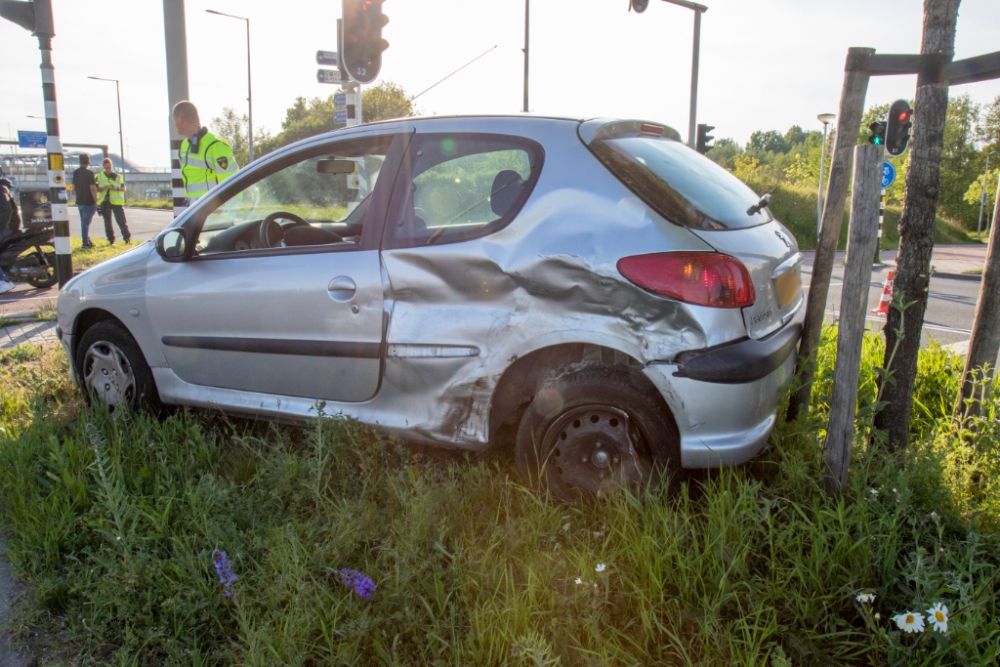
[96, 158, 131, 244]
[172, 101, 239, 203]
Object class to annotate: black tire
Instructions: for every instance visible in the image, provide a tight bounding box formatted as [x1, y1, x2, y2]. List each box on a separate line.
[515, 366, 681, 503]
[75, 321, 160, 412]
[21, 244, 57, 288]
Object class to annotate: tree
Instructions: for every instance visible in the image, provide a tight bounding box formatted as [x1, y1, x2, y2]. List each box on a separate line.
[747, 129, 788, 154]
[964, 167, 998, 219]
[873, 0, 961, 452]
[784, 125, 808, 146]
[361, 81, 416, 123]
[937, 94, 982, 226]
[980, 95, 1000, 148]
[260, 81, 417, 154]
[705, 138, 740, 169]
[211, 107, 272, 167]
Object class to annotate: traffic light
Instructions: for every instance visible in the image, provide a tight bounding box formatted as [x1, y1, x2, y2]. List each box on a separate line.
[629, 0, 649, 12]
[342, 0, 389, 85]
[885, 99, 914, 157]
[696, 123, 715, 154]
[867, 121, 886, 147]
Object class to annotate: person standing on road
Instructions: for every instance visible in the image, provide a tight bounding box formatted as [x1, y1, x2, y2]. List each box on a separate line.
[173, 101, 239, 204]
[0, 172, 17, 293]
[72, 153, 99, 249]
[96, 157, 131, 245]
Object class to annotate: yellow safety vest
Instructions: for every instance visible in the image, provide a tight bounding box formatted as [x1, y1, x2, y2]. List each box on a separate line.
[179, 129, 239, 200]
[96, 171, 125, 206]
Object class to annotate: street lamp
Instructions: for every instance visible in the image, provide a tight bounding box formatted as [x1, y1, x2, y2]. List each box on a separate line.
[977, 150, 998, 237]
[88, 76, 126, 204]
[816, 113, 836, 236]
[206, 9, 253, 162]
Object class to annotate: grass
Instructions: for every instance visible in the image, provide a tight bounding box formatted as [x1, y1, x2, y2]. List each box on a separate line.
[126, 199, 172, 210]
[71, 237, 145, 272]
[745, 177, 983, 251]
[0, 317, 20, 329]
[0, 333, 998, 666]
[32, 302, 57, 322]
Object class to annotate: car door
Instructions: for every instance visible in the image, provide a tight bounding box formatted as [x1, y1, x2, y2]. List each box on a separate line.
[144, 130, 409, 402]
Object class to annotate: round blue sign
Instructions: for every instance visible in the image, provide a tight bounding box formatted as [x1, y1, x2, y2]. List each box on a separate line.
[881, 161, 896, 189]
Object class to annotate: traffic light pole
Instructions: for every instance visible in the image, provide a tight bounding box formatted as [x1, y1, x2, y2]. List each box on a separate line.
[38, 30, 72, 287]
[162, 0, 191, 219]
[523, 0, 529, 113]
[688, 7, 701, 149]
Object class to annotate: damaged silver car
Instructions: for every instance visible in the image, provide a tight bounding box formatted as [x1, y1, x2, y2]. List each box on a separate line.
[56, 116, 803, 501]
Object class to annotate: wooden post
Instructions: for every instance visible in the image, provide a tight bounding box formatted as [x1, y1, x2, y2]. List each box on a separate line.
[956, 174, 1000, 419]
[825, 144, 883, 496]
[787, 47, 875, 421]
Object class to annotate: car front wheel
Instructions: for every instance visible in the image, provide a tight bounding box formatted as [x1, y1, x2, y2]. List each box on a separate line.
[515, 367, 681, 503]
[76, 321, 160, 412]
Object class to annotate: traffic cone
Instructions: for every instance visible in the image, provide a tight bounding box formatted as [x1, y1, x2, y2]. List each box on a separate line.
[872, 270, 893, 315]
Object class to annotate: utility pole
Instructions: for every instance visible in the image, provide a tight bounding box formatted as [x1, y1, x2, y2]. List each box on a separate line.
[873, 0, 960, 451]
[163, 0, 190, 219]
[0, 0, 72, 287]
[955, 173, 1000, 420]
[523, 0, 529, 113]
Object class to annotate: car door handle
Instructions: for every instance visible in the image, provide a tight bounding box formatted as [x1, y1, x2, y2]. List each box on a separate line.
[327, 276, 357, 302]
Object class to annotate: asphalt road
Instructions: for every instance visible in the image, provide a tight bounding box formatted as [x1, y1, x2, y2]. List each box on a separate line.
[69, 205, 174, 244]
[802, 259, 979, 350]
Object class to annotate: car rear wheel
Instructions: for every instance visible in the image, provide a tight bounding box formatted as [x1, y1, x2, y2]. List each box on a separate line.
[76, 321, 160, 412]
[515, 367, 681, 503]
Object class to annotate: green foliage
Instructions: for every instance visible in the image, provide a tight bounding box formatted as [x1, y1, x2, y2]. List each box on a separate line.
[963, 167, 998, 218]
[0, 336, 998, 665]
[259, 81, 416, 156]
[210, 107, 273, 168]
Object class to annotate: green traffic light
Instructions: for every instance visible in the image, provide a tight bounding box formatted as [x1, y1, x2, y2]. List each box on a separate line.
[873, 137, 882, 145]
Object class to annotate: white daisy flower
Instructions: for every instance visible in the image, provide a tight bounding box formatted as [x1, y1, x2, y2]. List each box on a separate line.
[870, 488, 879, 497]
[574, 577, 583, 585]
[856, 592, 876, 604]
[874, 613, 881, 620]
[595, 563, 606, 573]
[926, 602, 949, 633]
[892, 611, 925, 634]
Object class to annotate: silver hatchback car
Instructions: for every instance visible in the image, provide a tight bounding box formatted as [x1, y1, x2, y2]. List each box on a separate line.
[57, 116, 803, 500]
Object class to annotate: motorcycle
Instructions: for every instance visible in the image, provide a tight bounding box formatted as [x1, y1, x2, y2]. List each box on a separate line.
[0, 167, 57, 289]
[0, 226, 58, 288]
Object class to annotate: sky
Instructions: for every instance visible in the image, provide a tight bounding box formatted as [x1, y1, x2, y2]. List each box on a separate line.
[2, 0, 998, 171]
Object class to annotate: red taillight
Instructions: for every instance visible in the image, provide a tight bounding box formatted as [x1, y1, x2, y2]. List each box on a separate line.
[617, 252, 756, 308]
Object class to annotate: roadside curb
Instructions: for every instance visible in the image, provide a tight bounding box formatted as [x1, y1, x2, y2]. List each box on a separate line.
[931, 271, 982, 282]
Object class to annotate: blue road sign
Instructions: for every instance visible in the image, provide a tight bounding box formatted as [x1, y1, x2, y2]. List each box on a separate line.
[316, 50, 339, 66]
[881, 161, 896, 189]
[334, 92, 347, 107]
[334, 109, 348, 125]
[17, 130, 47, 149]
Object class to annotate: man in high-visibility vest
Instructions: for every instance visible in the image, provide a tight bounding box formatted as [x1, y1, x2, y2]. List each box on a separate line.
[96, 158, 131, 245]
[172, 101, 240, 203]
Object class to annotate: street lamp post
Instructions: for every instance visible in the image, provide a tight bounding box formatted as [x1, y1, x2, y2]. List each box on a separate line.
[206, 9, 253, 162]
[88, 76, 126, 204]
[816, 113, 836, 236]
[977, 150, 998, 237]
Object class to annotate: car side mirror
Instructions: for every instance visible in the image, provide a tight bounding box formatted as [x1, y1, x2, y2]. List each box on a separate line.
[316, 159, 356, 175]
[155, 228, 191, 262]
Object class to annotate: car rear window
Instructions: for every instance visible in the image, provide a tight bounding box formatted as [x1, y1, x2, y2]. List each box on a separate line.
[589, 134, 772, 231]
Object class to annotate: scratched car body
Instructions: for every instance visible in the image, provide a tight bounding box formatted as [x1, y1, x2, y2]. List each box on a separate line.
[57, 115, 804, 499]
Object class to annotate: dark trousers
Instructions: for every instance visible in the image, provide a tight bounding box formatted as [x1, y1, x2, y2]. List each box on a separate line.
[101, 204, 131, 243]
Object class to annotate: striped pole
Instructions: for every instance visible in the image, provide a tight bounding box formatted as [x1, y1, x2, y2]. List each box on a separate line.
[38, 35, 72, 286]
[874, 187, 886, 264]
[163, 0, 190, 218]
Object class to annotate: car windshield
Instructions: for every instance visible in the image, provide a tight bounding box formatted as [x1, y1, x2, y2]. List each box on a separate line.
[589, 134, 772, 230]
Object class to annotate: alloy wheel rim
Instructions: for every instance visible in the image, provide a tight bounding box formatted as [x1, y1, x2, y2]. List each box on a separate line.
[542, 404, 650, 497]
[83, 340, 136, 407]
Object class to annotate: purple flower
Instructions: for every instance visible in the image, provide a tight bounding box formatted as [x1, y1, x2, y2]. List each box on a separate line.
[212, 550, 237, 597]
[336, 568, 376, 600]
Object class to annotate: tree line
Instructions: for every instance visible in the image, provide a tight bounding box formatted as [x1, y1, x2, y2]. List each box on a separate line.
[707, 93, 1000, 232]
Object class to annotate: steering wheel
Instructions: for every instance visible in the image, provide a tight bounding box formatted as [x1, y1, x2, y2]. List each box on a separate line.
[259, 211, 311, 248]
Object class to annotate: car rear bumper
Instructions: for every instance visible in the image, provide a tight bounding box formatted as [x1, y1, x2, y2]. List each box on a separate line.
[643, 319, 800, 469]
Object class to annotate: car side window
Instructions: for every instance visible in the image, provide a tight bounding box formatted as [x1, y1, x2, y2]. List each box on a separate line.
[192, 135, 393, 256]
[385, 134, 543, 249]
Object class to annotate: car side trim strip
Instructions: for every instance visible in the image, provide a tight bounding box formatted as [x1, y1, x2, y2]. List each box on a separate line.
[161, 336, 381, 359]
